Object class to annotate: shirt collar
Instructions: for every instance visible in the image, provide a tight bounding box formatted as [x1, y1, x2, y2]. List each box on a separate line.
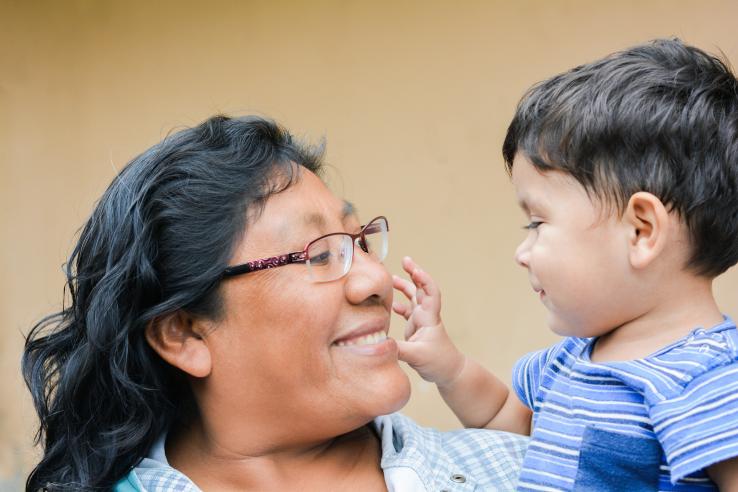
[374, 414, 477, 491]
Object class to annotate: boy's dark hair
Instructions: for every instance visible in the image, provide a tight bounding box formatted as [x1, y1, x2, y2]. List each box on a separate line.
[503, 38, 738, 277]
[22, 115, 323, 491]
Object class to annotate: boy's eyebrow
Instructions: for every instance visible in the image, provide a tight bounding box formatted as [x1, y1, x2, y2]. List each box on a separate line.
[516, 194, 538, 213]
[517, 194, 548, 215]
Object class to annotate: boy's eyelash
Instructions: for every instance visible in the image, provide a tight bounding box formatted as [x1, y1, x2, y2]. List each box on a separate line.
[523, 221, 543, 230]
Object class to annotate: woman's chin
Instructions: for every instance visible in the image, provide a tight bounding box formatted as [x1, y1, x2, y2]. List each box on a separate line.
[365, 368, 412, 417]
[332, 338, 412, 417]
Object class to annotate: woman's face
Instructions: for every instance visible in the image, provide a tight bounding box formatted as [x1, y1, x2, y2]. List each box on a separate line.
[197, 169, 410, 447]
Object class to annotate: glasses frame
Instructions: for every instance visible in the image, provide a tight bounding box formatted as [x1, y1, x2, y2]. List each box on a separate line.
[221, 216, 389, 281]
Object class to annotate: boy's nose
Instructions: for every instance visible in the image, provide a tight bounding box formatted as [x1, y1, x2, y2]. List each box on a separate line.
[514, 241, 530, 268]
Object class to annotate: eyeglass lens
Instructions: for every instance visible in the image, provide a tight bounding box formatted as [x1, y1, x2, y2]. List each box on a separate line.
[361, 218, 388, 262]
[306, 217, 388, 282]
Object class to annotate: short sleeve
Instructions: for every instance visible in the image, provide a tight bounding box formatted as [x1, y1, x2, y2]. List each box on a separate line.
[650, 361, 738, 483]
[512, 345, 557, 410]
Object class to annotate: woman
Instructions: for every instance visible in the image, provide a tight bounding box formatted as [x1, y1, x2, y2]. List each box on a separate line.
[23, 115, 527, 491]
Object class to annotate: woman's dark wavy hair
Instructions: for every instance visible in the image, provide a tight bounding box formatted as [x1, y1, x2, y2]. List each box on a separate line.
[503, 38, 738, 277]
[22, 115, 323, 491]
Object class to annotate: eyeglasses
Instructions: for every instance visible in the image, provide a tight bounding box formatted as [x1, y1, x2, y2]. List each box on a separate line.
[221, 216, 389, 283]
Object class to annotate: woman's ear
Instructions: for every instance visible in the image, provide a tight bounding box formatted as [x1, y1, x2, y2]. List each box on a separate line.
[624, 192, 670, 270]
[145, 311, 212, 378]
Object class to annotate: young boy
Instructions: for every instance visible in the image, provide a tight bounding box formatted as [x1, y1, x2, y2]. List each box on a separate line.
[394, 39, 738, 490]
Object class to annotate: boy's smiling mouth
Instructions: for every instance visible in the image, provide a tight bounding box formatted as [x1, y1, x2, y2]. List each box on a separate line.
[532, 285, 546, 299]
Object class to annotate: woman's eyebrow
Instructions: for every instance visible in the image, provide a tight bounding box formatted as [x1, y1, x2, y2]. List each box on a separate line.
[302, 213, 326, 228]
[342, 200, 355, 219]
[300, 201, 356, 229]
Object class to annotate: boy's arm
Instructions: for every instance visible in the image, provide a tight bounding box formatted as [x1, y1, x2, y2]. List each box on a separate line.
[436, 354, 532, 434]
[709, 457, 738, 491]
[393, 256, 531, 435]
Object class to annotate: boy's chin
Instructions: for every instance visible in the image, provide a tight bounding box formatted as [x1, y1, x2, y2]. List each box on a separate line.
[546, 313, 583, 338]
[547, 313, 607, 339]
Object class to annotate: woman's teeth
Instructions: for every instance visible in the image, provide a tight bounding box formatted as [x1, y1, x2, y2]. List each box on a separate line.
[335, 330, 387, 347]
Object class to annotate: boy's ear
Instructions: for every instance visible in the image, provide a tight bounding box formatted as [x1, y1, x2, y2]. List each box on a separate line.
[624, 192, 670, 269]
[145, 311, 212, 378]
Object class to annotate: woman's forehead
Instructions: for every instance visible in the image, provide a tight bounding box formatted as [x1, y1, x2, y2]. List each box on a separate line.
[299, 200, 356, 227]
[275, 170, 357, 228]
[253, 169, 344, 220]
[234, 172, 358, 261]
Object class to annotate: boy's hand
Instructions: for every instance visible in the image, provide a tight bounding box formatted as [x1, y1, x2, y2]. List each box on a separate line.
[392, 256, 465, 387]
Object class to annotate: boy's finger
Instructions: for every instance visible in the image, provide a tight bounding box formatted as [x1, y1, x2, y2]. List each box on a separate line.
[392, 275, 417, 302]
[404, 320, 418, 340]
[411, 268, 440, 299]
[409, 325, 431, 341]
[392, 301, 411, 319]
[396, 339, 422, 366]
[401, 256, 418, 276]
[415, 286, 426, 305]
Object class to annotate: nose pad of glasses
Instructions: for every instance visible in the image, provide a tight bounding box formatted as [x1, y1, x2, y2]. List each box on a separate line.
[354, 236, 369, 254]
[337, 235, 353, 277]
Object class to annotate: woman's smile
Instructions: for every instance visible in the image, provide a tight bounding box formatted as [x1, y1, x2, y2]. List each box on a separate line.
[334, 330, 387, 347]
[332, 318, 397, 356]
[333, 335, 397, 357]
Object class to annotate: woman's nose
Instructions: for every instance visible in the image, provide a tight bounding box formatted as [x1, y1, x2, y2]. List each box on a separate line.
[344, 247, 392, 305]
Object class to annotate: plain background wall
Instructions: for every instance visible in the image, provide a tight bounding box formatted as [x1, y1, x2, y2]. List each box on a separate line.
[2, 0, 738, 485]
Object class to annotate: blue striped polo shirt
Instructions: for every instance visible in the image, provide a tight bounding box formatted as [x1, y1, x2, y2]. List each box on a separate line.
[512, 317, 738, 491]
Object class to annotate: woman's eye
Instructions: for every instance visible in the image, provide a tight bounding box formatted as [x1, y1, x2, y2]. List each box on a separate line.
[311, 250, 332, 265]
[523, 221, 543, 230]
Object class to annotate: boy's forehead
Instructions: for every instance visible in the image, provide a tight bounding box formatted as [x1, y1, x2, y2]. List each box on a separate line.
[514, 188, 547, 214]
[512, 156, 590, 212]
[511, 157, 549, 208]
[511, 154, 541, 185]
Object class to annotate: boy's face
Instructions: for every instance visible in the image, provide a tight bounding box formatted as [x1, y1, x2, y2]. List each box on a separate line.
[512, 154, 641, 338]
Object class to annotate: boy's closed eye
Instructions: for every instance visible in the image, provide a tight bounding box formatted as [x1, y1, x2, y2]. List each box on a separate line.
[523, 221, 543, 230]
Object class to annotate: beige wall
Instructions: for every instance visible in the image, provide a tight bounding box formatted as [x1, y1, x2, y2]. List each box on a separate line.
[3, 0, 738, 485]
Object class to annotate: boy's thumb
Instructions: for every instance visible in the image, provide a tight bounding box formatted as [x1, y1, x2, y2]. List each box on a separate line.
[395, 339, 421, 366]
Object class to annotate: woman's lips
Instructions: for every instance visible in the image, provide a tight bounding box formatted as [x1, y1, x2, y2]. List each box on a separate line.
[332, 318, 388, 345]
[334, 329, 387, 347]
[331, 318, 396, 356]
[333, 335, 396, 357]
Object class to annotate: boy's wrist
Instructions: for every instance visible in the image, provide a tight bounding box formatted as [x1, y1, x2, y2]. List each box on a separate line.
[434, 350, 467, 389]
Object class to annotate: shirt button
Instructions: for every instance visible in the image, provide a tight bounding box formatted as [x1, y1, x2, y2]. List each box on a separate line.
[451, 473, 466, 483]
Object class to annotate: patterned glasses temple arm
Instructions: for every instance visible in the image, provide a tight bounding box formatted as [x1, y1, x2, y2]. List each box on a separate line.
[222, 251, 308, 278]
[220, 217, 388, 280]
